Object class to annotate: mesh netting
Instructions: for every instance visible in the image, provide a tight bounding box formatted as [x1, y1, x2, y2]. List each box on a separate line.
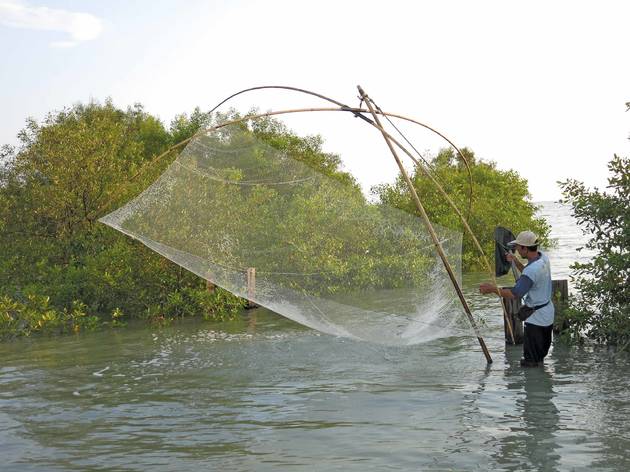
[100, 120, 470, 345]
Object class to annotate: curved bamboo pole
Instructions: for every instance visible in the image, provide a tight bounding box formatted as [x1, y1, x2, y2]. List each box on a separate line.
[207, 85, 474, 215]
[358, 86, 492, 364]
[95, 105, 471, 221]
[208, 85, 371, 122]
[94, 104, 513, 343]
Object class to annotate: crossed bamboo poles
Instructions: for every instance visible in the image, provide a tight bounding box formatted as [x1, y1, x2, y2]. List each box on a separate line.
[95, 85, 520, 363]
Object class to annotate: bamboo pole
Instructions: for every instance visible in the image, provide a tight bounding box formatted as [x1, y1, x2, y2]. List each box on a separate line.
[358, 85, 492, 364]
[356, 113, 516, 344]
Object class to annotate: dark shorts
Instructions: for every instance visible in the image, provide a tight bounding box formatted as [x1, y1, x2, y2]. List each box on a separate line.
[523, 322, 553, 362]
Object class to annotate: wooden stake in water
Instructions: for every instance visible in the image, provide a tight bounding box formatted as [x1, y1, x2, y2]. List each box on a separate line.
[358, 85, 492, 364]
[246, 267, 257, 309]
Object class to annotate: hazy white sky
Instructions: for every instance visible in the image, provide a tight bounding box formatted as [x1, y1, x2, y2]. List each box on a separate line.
[1, 0, 628, 201]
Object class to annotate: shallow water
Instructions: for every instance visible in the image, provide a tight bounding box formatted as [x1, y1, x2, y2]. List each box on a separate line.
[537, 200, 596, 285]
[1, 202, 628, 471]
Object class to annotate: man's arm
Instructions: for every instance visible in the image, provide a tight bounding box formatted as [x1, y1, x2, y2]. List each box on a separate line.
[479, 283, 516, 299]
[479, 275, 533, 299]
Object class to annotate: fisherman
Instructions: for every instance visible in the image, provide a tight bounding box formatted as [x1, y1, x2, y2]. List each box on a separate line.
[479, 230, 554, 367]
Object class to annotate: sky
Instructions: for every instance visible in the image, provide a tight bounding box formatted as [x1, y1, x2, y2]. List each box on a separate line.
[1, 0, 628, 202]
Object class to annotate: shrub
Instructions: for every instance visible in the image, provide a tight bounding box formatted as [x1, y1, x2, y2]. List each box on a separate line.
[375, 148, 550, 271]
[559, 154, 630, 348]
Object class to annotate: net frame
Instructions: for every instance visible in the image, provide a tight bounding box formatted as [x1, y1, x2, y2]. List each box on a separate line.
[97, 86, 511, 361]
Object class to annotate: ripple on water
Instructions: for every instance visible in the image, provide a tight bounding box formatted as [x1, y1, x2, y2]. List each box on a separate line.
[1, 204, 630, 471]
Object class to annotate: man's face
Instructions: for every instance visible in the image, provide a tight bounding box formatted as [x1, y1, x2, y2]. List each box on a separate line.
[515, 244, 528, 258]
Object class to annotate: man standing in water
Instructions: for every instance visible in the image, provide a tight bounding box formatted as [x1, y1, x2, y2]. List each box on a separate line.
[479, 231, 554, 367]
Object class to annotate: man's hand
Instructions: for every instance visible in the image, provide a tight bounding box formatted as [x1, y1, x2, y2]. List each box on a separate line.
[506, 252, 525, 272]
[479, 282, 498, 295]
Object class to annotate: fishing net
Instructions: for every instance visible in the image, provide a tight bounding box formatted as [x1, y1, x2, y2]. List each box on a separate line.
[100, 119, 470, 345]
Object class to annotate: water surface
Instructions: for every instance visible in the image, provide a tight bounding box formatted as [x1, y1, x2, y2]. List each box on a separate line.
[1, 202, 628, 471]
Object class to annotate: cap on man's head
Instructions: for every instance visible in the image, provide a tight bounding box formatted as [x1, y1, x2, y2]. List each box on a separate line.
[508, 230, 539, 247]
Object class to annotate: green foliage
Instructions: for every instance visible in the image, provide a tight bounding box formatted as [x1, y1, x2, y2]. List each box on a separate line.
[169, 107, 213, 144]
[144, 286, 246, 323]
[251, 115, 360, 189]
[2, 101, 384, 340]
[0, 100, 172, 242]
[559, 154, 630, 348]
[0, 98, 552, 343]
[110, 307, 126, 328]
[134, 117, 437, 296]
[374, 148, 550, 271]
[0, 294, 101, 339]
[0, 101, 248, 339]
